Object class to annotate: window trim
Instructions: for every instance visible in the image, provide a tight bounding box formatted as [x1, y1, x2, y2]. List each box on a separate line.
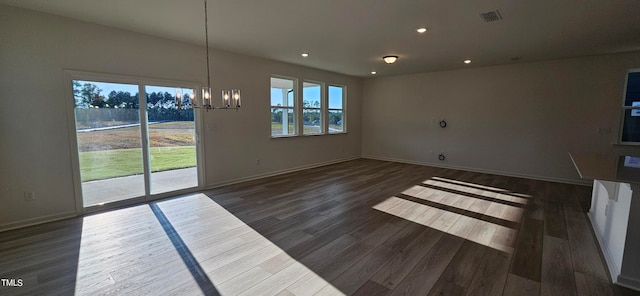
[270, 75, 347, 138]
[302, 80, 325, 135]
[328, 84, 347, 134]
[270, 75, 298, 138]
[64, 70, 205, 214]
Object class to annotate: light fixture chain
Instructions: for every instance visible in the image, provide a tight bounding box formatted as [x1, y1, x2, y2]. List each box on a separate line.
[204, 0, 211, 90]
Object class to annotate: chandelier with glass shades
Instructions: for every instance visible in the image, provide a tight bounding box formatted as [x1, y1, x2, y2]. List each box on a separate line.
[180, 0, 241, 111]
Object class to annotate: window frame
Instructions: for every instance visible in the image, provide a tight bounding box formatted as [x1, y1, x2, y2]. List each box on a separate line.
[302, 80, 325, 135]
[619, 69, 640, 145]
[270, 75, 298, 138]
[327, 84, 347, 134]
[270, 75, 347, 138]
[64, 70, 204, 214]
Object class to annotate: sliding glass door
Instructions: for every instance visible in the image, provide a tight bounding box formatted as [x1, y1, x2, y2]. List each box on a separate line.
[145, 85, 198, 195]
[71, 78, 199, 208]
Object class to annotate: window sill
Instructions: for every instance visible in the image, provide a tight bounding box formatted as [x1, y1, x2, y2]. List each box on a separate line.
[271, 134, 297, 139]
[270, 132, 347, 139]
[613, 142, 640, 147]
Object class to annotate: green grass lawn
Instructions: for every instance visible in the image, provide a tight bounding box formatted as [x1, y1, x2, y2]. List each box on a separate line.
[79, 146, 196, 182]
[271, 122, 295, 135]
[272, 122, 330, 135]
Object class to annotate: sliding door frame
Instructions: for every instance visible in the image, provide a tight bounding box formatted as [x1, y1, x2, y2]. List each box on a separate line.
[64, 70, 205, 214]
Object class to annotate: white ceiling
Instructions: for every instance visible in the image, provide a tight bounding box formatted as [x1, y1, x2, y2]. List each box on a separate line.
[2, 0, 640, 77]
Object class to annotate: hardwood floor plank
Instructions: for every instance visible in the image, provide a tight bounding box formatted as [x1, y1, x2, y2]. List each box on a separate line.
[545, 201, 568, 239]
[447, 215, 478, 240]
[541, 235, 576, 296]
[286, 271, 334, 296]
[502, 273, 540, 296]
[259, 252, 296, 274]
[564, 206, 610, 281]
[313, 223, 399, 283]
[298, 233, 357, 270]
[371, 227, 444, 289]
[390, 234, 464, 296]
[510, 216, 544, 281]
[352, 280, 391, 296]
[428, 240, 487, 296]
[381, 220, 426, 251]
[489, 225, 518, 253]
[467, 220, 499, 247]
[206, 244, 282, 285]
[574, 271, 614, 296]
[330, 245, 395, 295]
[237, 262, 311, 296]
[465, 248, 511, 296]
[217, 266, 273, 295]
[274, 289, 296, 296]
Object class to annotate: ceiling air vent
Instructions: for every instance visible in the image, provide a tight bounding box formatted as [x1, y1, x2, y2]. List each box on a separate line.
[480, 10, 502, 22]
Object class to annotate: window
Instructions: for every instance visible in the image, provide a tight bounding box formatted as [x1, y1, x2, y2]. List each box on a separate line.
[621, 70, 640, 143]
[270, 75, 347, 137]
[303, 81, 323, 135]
[271, 77, 296, 137]
[328, 85, 345, 133]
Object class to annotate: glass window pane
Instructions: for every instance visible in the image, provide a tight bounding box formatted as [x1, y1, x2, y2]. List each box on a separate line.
[624, 72, 640, 106]
[303, 109, 322, 134]
[328, 86, 344, 109]
[145, 85, 197, 195]
[329, 110, 343, 133]
[271, 108, 295, 136]
[73, 80, 144, 206]
[271, 77, 295, 107]
[622, 109, 640, 142]
[303, 82, 321, 108]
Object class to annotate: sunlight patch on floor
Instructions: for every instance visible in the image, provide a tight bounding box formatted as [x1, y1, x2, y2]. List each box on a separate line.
[401, 185, 525, 223]
[373, 195, 520, 254]
[75, 194, 345, 295]
[425, 177, 530, 205]
[74, 205, 197, 295]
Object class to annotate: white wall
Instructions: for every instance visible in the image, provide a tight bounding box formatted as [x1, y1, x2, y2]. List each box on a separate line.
[0, 6, 362, 229]
[362, 52, 640, 183]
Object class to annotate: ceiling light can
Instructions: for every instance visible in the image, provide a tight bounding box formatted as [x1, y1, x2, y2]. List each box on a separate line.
[383, 55, 398, 64]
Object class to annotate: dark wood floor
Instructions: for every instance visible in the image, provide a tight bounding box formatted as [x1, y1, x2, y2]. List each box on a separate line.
[1, 159, 639, 295]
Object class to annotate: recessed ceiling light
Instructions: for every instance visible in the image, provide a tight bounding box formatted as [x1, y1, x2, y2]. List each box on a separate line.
[371, 71, 377, 75]
[464, 59, 472, 64]
[416, 28, 427, 33]
[301, 53, 309, 57]
[383, 55, 398, 64]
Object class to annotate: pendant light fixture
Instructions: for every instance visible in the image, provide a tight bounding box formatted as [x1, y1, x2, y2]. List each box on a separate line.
[187, 0, 241, 111]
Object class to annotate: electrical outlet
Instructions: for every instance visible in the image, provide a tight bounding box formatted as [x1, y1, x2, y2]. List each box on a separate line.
[24, 192, 35, 201]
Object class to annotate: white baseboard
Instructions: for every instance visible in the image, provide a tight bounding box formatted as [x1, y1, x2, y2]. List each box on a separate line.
[361, 155, 591, 186]
[0, 157, 359, 233]
[0, 211, 77, 233]
[617, 275, 640, 292]
[587, 211, 620, 283]
[206, 156, 359, 189]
